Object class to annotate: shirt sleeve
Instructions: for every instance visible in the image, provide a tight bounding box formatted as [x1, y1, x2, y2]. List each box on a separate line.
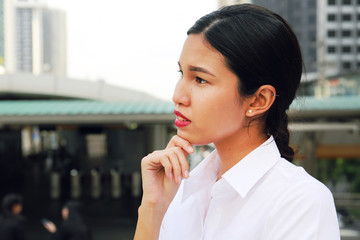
[264, 181, 340, 240]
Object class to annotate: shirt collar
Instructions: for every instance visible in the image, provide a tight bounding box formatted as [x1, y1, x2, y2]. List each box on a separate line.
[181, 136, 281, 202]
[181, 149, 219, 203]
[222, 136, 281, 197]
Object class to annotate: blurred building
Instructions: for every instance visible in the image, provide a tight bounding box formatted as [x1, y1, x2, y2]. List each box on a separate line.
[1, 0, 66, 75]
[218, 0, 251, 8]
[251, 0, 317, 74]
[253, 0, 360, 78]
[0, 0, 4, 74]
[0, 73, 175, 201]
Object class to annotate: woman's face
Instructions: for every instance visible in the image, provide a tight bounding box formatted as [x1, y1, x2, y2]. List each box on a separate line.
[173, 34, 250, 145]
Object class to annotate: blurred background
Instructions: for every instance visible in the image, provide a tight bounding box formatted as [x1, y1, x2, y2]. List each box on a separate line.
[0, 0, 359, 239]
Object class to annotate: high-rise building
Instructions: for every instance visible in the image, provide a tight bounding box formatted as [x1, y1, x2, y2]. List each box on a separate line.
[0, 0, 5, 73]
[320, 0, 360, 75]
[42, 8, 67, 75]
[218, 0, 317, 74]
[252, 0, 318, 74]
[2, 0, 66, 75]
[218, 0, 251, 8]
[253, 0, 360, 77]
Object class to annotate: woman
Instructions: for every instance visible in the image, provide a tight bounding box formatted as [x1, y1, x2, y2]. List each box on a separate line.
[134, 4, 340, 240]
[0, 194, 26, 240]
[43, 201, 91, 240]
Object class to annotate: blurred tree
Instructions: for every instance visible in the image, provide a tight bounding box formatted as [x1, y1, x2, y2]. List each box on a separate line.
[318, 158, 360, 192]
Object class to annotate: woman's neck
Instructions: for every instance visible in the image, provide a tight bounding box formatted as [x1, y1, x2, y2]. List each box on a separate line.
[214, 128, 268, 179]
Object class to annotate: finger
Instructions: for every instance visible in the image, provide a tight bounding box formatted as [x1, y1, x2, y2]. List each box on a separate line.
[159, 155, 173, 180]
[174, 147, 190, 179]
[167, 135, 194, 154]
[141, 150, 164, 169]
[167, 150, 183, 184]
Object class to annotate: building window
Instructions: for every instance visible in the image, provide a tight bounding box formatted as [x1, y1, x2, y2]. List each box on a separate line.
[342, 14, 352, 21]
[342, 46, 351, 53]
[328, 46, 337, 53]
[328, 14, 336, 21]
[328, 30, 337, 37]
[342, 0, 351, 4]
[342, 30, 352, 37]
[357, 46, 360, 52]
[342, 62, 351, 69]
[328, 0, 336, 4]
[358, 0, 360, 5]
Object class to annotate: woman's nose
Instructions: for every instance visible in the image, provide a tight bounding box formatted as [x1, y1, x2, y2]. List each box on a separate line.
[172, 78, 190, 107]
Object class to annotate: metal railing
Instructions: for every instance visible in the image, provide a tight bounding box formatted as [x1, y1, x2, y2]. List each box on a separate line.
[334, 192, 360, 208]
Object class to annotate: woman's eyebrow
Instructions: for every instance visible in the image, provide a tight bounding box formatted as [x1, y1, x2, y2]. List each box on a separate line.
[177, 61, 215, 76]
[189, 65, 216, 76]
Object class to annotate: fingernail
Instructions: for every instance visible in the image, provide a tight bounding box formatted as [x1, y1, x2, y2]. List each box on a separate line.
[177, 175, 182, 183]
[169, 172, 173, 179]
[184, 170, 189, 178]
[187, 146, 194, 153]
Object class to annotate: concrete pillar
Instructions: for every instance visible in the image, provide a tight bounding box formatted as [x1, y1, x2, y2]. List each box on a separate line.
[70, 169, 81, 199]
[303, 132, 318, 178]
[50, 171, 60, 200]
[110, 169, 121, 199]
[152, 124, 168, 151]
[131, 171, 141, 198]
[91, 169, 101, 199]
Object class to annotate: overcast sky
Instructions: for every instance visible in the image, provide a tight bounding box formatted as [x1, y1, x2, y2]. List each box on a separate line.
[49, 0, 218, 101]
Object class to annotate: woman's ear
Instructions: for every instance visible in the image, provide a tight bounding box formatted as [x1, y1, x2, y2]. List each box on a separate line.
[246, 85, 276, 117]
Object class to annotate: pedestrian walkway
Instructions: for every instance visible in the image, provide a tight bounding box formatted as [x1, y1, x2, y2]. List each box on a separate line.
[14, 171, 360, 240]
[25, 197, 139, 240]
[16, 165, 140, 240]
[26, 215, 136, 240]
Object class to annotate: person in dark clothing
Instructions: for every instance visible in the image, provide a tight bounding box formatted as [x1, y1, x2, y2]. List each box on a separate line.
[42, 201, 91, 240]
[0, 193, 26, 240]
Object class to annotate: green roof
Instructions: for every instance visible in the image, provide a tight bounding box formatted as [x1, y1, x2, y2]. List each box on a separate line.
[0, 100, 174, 116]
[290, 96, 360, 111]
[0, 96, 359, 117]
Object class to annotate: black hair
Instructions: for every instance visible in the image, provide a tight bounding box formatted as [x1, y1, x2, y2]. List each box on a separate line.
[187, 4, 303, 161]
[1, 193, 22, 217]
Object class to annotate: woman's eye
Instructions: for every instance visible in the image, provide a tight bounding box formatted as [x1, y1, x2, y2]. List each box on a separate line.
[195, 77, 207, 84]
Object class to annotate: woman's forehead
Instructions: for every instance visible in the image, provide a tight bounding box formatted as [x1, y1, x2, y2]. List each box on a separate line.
[179, 34, 224, 66]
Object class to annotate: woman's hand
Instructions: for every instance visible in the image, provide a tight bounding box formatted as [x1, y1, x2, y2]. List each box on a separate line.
[134, 135, 194, 240]
[141, 135, 194, 207]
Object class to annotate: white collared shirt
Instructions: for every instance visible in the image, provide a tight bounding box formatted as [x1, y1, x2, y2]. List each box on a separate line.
[159, 137, 340, 240]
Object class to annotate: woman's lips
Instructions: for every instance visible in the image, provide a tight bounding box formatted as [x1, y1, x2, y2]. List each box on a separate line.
[174, 110, 191, 127]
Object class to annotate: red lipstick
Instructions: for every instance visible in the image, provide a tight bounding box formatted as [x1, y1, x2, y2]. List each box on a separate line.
[174, 110, 191, 127]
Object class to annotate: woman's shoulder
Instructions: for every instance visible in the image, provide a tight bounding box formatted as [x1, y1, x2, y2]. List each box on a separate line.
[270, 158, 334, 204]
[263, 160, 340, 239]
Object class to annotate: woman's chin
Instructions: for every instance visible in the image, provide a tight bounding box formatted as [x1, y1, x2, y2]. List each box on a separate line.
[177, 130, 212, 146]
